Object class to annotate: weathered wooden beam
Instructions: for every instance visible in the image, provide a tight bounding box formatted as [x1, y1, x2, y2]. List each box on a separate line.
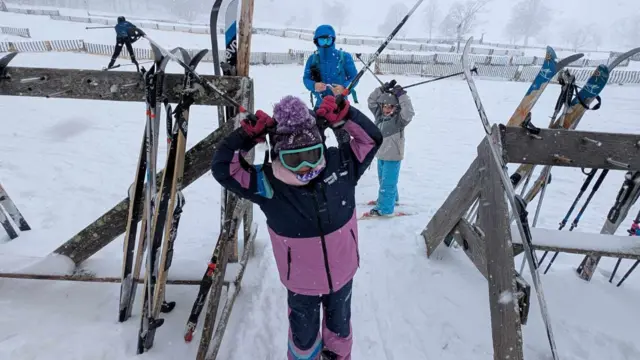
[206, 222, 258, 360]
[421, 157, 482, 257]
[0, 272, 229, 286]
[52, 119, 236, 265]
[511, 225, 640, 260]
[0, 66, 248, 106]
[500, 125, 640, 171]
[453, 219, 488, 279]
[477, 137, 524, 360]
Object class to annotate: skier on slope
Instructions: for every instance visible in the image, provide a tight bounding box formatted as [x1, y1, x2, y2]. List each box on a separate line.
[211, 95, 382, 359]
[303, 24, 359, 109]
[106, 16, 142, 71]
[363, 80, 415, 218]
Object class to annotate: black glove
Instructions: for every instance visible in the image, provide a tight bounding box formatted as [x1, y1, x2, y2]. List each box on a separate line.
[392, 84, 406, 97]
[380, 79, 397, 92]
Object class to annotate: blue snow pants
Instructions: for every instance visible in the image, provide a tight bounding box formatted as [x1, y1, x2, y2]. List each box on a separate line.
[376, 159, 401, 215]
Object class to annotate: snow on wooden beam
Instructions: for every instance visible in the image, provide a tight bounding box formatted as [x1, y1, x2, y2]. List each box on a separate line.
[500, 125, 640, 171]
[421, 156, 482, 257]
[0, 66, 250, 106]
[511, 225, 640, 260]
[52, 120, 236, 265]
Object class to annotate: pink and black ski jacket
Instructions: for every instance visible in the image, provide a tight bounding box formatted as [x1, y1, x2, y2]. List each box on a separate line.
[211, 107, 382, 296]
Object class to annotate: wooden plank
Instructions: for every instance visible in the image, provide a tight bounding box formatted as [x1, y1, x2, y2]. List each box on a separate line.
[477, 138, 524, 360]
[237, 0, 255, 77]
[421, 157, 482, 257]
[0, 272, 229, 286]
[52, 120, 236, 265]
[225, 0, 256, 265]
[500, 125, 640, 171]
[511, 225, 640, 260]
[0, 66, 248, 106]
[453, 219, 488, 279]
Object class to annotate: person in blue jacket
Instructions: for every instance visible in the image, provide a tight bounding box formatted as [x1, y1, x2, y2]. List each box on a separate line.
[211, 95, 382, 359]
[106, 16, 142, 71]
[303, 24, 359, 109]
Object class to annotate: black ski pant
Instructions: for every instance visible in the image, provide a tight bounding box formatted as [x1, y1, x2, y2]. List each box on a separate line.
[287, 280, 353, 359]
[108, 37, 138, 69]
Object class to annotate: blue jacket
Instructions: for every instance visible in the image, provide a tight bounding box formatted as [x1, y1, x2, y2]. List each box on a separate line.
[115, 21, 136, 39]
[303, 25, 359, 107]
[211, 107, 382, 295]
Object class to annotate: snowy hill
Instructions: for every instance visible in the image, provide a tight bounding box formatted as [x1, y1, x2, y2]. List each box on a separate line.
[1, 5, 640, 360]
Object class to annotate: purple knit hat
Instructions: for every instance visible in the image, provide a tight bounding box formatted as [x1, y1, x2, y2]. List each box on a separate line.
[272, 95, 323, 153]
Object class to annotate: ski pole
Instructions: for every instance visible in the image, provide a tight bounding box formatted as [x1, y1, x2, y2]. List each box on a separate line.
[333, 0, 425, 117]
[543, 169, 609, 274]
[538, 169, 595, 266]
[86, 26, 112, 29]
[616, 260, 639, 287]
[136, 29, 259, 122]
[404, 67, 478, 89]
[354, 53, 384, 86]
[609, 209, 640, 282]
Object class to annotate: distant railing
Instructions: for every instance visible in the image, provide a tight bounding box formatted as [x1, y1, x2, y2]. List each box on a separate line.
[0, 25, 30, 38]
[2, 1, 636, 62]
[2, 39, 639, 85]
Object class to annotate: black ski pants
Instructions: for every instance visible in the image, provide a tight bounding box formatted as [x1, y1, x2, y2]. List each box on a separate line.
[109, 37, 138, 67]
[287, 280, 353, 359]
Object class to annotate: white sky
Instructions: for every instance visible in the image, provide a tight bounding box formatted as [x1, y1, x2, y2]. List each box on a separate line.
[254, 0, 640, 50]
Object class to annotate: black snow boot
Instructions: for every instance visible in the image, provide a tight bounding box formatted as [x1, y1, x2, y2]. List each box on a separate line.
[320, 349, 338, 360]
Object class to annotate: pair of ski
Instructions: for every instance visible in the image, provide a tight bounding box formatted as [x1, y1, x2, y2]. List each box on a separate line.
[116, 43, 208, 354]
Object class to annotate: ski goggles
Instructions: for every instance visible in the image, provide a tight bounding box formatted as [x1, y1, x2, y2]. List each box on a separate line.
[279, 144, 324, 172]
[315, 36, 333, 47]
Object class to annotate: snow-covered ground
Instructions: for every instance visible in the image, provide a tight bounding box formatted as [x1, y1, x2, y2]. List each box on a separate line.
[1, 10, 640, 360]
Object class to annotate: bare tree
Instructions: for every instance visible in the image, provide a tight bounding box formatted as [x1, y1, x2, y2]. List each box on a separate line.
[378, 2, 410, 37]
[322, 1, 349, 33]
[424, 0, 440, 41]
[563, 25, 589, 51]
[439, 0, 491, 39]
[504, 0, 550, 46]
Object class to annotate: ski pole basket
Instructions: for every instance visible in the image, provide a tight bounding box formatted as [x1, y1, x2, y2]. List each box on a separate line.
[421, 124, 640, 360]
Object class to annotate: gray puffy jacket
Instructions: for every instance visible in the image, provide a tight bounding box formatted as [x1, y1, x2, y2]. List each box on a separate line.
[367, 87, 415, 161]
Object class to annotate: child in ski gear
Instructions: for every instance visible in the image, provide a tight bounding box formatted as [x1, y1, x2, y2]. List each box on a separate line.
[303, 24, 359, 108]
[212, 95, 382, 360]
[107, 16, 142, 71]
[366, 81, 415, 217]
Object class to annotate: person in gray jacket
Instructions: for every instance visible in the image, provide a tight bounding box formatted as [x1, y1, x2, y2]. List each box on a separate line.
[365, 81, 415, 217]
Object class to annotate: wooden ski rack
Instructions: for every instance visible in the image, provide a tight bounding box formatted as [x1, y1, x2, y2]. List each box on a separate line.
[2, 1, 257, 358]
[421, 124, 640, 360]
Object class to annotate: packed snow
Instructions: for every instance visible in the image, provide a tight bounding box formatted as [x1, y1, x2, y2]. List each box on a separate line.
[1, 7, 640, 360]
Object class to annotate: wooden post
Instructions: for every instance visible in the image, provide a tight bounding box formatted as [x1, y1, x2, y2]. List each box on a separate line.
[237, 0, 254, 77]
[477, 137, 524, 360]
[227, 0, 255, 263]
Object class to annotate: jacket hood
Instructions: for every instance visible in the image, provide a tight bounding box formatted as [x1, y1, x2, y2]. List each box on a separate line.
[313, 24, 336, 39]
